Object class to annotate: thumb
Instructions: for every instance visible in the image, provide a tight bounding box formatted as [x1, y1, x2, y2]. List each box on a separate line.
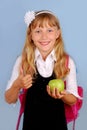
[19, 67, 24, 76]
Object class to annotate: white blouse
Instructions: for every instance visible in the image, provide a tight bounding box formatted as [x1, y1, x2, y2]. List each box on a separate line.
[6, 49, 81, 99]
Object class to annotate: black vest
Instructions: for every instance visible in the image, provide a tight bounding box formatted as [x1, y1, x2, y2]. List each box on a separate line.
[22, 73, 68, 130]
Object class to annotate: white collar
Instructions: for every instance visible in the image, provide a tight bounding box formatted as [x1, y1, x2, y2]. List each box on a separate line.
[34, 48, 56, 62]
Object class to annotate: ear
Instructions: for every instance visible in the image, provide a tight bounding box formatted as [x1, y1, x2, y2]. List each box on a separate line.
[56, 29, 61, 39]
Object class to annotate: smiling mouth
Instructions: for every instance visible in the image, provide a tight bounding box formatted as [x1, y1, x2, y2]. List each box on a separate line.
[39, 41, 50, 46]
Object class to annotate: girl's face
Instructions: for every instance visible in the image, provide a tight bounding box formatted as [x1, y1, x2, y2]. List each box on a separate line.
[31, 24, 60, 59]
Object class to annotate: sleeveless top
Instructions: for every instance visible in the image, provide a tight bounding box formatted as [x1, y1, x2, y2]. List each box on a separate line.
[22, 73, 68, 130]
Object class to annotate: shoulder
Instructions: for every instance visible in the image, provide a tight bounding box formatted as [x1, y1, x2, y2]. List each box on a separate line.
[11, 55, 22, 72]
[13, 55, 22, 67]
[15, 55, 22, 63]
[6, 55, 22, 90]
[68, 56, 76, 68]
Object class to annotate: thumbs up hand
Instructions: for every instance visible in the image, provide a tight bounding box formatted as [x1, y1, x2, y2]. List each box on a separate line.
[17, 68, 33, 89]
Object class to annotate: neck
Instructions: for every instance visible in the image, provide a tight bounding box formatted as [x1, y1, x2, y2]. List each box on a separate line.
[40, 51, 52, 61]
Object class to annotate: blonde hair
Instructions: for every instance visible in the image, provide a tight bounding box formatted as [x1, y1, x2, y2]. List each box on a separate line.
[21, 11, 70, 78]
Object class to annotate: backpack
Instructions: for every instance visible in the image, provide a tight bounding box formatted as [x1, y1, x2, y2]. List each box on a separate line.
[64, 86, 83, 130]
[16, 56, 83, 130]
[64, 55, 83, 130]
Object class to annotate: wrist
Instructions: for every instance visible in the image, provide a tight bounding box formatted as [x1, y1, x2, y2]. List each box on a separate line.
[13, 79, 21, 91]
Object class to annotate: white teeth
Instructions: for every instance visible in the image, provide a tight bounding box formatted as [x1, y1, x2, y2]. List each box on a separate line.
[40, 42, 49, 45]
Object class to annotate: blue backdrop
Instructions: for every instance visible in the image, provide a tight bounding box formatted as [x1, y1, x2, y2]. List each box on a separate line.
[0, 0, 87, 130]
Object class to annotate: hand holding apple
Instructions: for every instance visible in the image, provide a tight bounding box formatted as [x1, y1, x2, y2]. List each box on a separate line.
[48, 79, 64, 92]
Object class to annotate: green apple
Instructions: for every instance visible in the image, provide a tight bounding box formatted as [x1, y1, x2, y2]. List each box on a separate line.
[48, 79, 64, 92]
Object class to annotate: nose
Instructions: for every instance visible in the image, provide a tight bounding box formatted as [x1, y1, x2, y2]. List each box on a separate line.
[41, 31, 47, 39]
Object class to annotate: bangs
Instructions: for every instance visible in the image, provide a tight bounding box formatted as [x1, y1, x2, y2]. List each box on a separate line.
[31, 13, 60, 29]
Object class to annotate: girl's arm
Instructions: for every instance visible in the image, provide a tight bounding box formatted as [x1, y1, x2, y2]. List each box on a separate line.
[5, 73, 32, 104]
[62, 56, 80, 105]
[61, 92, 77, 105]
[47, 57, 80, 105]
[5, 56, 21, 104]
[5, 78, 21, 104]
[4, 56, 32, 104]
[47, 86, 77, 105]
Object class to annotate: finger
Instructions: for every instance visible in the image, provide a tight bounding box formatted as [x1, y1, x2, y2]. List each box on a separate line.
[23, 75, 33, 88]
[24, 79, 33, 89]
[55, 88, 63, 99]
[55, 88, 60, 96]
[23, 75, 32, 84]
[60, 90, 66, 95]
[56, 89, 62, 99]
[25, 83, 32, 89]
[46, 85, 51, 95]
[51, 88, 56, 97]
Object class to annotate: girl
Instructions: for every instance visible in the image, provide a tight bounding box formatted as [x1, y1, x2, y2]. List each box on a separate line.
[5, 10, 81, 130]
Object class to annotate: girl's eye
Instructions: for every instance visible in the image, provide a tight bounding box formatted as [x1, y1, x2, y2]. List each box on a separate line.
[35, 30, 41, 33]
[48, 29, 53, 32]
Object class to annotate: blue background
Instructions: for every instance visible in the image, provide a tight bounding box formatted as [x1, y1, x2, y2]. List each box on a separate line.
[0, 0, 87, 130]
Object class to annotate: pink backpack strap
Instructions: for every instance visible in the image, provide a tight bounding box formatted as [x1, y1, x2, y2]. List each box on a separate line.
[72, 120, 76, 130]
[16, 89, 27, 130]
[16, 107, 23, 130]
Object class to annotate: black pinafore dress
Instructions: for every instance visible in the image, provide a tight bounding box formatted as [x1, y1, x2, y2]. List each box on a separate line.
[22, 73, 68, 130]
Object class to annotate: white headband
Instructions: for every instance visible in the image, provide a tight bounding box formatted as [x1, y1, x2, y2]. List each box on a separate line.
[24, 10, 54, 27]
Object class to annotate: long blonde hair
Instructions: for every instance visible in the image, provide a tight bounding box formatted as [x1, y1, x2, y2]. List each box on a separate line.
[21, 11, 70, 78]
